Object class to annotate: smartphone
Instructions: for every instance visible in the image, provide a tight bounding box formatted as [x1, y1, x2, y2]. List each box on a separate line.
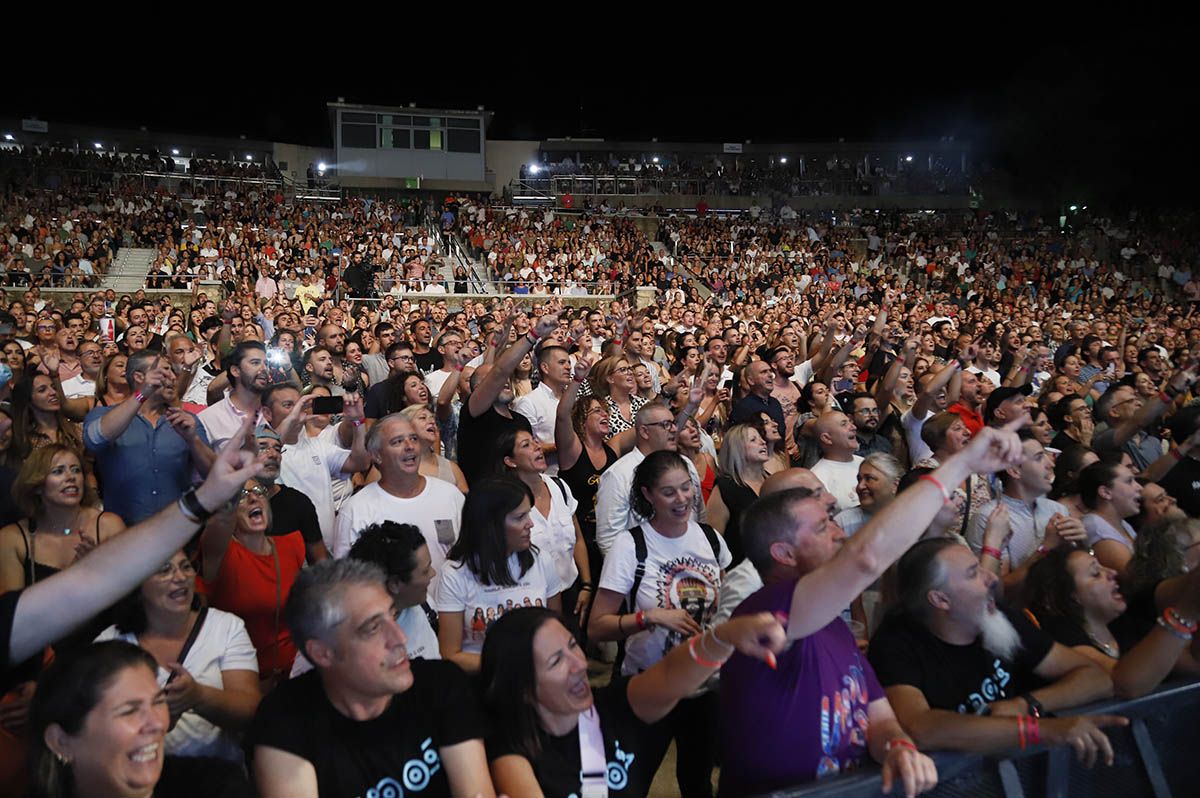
[312, 395, 344, 415]
[721, 377, 732, 389]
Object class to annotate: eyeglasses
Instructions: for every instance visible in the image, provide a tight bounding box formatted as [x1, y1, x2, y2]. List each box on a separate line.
[239, 485, 270, 500]
[152, 559, 196, 580]
[641, 420, 676, 431]
[614, 366, 633, 374]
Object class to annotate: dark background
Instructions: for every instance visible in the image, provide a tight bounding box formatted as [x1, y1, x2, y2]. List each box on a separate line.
[5, 23, 1194, 209]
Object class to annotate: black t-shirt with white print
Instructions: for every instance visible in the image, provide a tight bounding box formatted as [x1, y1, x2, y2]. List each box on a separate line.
[247, 659, 483, 798]
[486, 676, 671, 798]
[867, 605, 1053, 714]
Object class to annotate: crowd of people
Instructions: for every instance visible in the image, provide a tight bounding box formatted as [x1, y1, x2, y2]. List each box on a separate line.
[0, 169, 1198, 798]
[519, 151, 976, 198]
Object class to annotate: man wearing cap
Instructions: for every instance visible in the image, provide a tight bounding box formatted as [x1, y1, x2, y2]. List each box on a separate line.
[253, 424, 330, 565]
[984, 385, 1032, 430]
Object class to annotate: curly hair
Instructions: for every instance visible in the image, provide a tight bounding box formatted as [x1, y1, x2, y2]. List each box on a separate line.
[1023, 545, 1089, 632]
[1124, 517, 1199, 598]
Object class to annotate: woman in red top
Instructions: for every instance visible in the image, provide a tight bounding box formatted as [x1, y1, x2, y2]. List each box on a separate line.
[200, 479, 305, 685]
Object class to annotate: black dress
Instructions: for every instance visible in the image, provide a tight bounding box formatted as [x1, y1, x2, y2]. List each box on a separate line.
[560, 442, 618, 570]
[713, 475, 759, 568]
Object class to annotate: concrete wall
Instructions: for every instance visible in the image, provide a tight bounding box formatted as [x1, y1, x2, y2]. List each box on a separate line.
[485, 140, 541, 196]
[272, 142, 335, 186]
[548, 193, 975, 212]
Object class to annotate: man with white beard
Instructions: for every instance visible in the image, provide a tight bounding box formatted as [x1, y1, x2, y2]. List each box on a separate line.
[868, 538, 1126, 764]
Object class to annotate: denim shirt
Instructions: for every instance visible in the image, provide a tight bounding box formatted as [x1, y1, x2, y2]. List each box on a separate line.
[84, 405, 207, 524]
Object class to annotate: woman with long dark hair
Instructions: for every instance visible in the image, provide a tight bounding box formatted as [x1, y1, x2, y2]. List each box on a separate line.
[1024, 544, 1200, 698]
[481, 607, 785, 797]
[434, 478, 563, 673]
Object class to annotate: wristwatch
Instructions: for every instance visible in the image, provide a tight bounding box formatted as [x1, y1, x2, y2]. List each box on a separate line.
[1021, 692, 1046, 718]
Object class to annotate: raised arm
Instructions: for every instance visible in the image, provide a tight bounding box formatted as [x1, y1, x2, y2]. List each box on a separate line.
[468, 312, 558, 417]
[555, 356, 591, 472]
[912, 360, 961, 419]
[784, 420, 1027, 642]
[1109, 360, 1198, 448]
[9, 418, 263, 665]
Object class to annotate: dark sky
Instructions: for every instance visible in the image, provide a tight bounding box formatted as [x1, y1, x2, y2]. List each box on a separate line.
[5, 25, 1194, 207]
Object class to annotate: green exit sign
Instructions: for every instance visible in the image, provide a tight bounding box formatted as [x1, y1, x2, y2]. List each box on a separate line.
[404, 177, 420, 189]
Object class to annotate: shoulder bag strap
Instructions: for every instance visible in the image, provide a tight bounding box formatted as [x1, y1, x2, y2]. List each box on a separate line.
[175, 605, 209, 668]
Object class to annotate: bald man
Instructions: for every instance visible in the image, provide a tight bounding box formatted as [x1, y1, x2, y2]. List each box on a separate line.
[716, 467, 836, 625]
[810, 411, 864, 513]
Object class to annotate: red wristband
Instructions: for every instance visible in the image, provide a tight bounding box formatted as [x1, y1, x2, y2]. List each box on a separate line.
[885, 738, 918, 754]
[1027, 715, 1041, 746]
[687, 635, 725, 669]
[1017, 715, 1027, 750]
[982, 545, 1004, 561]
[918, 474, 952, 504]
[635, 609, 647, 630]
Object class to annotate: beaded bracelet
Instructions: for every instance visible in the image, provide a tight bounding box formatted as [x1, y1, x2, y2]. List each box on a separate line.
[1156, 616, 1193, 641]
[1165, 607, 1198, 633]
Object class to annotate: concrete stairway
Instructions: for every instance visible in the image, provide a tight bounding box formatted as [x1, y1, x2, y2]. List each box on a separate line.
[104, 248, 157, 293]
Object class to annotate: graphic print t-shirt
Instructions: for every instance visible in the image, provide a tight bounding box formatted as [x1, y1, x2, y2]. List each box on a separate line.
[719, 578, 885, 796]
[434, 551, 563, 654]
[486, 677, 671, 798]
[598, 522, 731, 675]
[247, 660, 483, 798]
[867, 606, 1052, 714]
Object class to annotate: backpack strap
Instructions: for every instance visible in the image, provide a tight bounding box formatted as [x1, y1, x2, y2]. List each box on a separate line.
[549, 475, 570, 505]
[421, 601, 440, 635]
[698, 523, 723, 564]
[626, 525, 648, 611]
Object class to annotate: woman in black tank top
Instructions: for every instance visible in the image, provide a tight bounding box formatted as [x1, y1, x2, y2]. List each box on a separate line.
[555, 365, 624, 573]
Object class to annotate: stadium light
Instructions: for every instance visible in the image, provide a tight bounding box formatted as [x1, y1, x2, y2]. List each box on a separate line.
[171, 148, 180, 155]
[93, 142, 103, 149]
[652, 156, 660, 163]
[529, 164, 541, 175]
[779, 157, 788, 164]
[317, 162, 327, 172]
[1069, 205, 1078, 212]
[245, 154, 253, 161]
[905, 155, 914, 162]
[3, 134, 13, 141]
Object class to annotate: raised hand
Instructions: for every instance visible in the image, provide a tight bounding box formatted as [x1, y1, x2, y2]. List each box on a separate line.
[193, 417, 266, 511]
[959, 417, 1026, 475]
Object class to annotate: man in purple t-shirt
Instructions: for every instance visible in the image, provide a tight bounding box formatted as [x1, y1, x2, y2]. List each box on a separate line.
[719, 422, 1031, 797]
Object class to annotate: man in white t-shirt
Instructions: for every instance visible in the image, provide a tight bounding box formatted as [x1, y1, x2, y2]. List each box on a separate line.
[332, 415, 465, 595]
[809, 411, 864, 513]
[512, 344, 571, 474]
[61, 340, 103, 399]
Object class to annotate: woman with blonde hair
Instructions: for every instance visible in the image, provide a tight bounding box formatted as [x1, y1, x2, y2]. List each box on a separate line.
[0, 443, 126, 652]
[398, 403, 469, 493]
[706, 423, 771, 567]
[589, 355, 646, 440]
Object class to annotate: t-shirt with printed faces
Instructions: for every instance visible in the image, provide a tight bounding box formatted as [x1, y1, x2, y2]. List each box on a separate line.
[486, 676, 671, 798]
[533, 475, 581, 587]
[434, 551, 563, 655]
[719, 578, 885, 796]
[247, 660, 483, 798]
[598, 521, 732, 676]
[867, 605, 1053, 714]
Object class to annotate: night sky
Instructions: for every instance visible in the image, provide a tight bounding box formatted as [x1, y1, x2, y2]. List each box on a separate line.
[5, 23, 1194, 208]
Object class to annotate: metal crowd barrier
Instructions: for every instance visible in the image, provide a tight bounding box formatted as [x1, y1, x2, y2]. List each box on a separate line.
[755, 679, 1200, 798]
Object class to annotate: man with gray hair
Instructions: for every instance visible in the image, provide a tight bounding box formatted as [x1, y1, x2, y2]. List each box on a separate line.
[248, 558, 494, 798]
[331, 414, 464, 593]
[84, 349, 215, 523]
[867, 537, 1120, 761]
